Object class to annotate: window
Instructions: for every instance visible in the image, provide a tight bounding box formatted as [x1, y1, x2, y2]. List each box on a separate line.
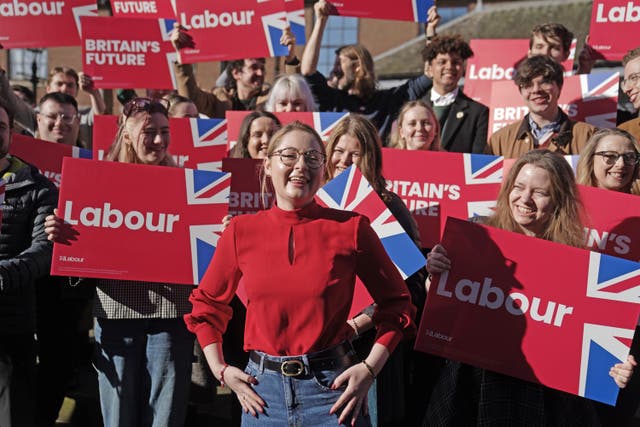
[317, 16, 358, 77]
[7, 48, 49, 82]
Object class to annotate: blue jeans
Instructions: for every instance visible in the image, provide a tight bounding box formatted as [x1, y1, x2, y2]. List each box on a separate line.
[94, 318, 194, 427]
[242, 347, 372, 427]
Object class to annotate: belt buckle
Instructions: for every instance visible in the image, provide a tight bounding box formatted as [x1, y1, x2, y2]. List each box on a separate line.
[280, 359, 304, 377]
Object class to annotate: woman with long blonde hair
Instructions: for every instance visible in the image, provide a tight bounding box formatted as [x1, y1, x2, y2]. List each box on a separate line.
[388, 100, 441, 151]
[576, 128, 640, 195]
[45, 97, 193, 427]
[424, 149, 634, 426]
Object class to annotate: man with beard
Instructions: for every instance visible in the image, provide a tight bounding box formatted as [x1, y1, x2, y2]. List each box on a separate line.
[35, 92, 81, 147]
[0, 99, 58, 427]
[169, 25, 298, 117]
[486, 55, 596, 158]
[301, 0, 435, 143]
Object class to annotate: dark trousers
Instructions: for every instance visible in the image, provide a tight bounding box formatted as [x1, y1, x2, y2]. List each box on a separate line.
[0, 334, 37, 427]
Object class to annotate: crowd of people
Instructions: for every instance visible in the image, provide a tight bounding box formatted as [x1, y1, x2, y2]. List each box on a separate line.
[0, 1, 639, 426]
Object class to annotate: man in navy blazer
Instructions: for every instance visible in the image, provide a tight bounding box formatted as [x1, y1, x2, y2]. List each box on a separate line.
[420, 35, 489, 154]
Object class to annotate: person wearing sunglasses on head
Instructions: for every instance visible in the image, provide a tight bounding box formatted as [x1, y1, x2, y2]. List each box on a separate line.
[486, 55, 597, 158]
[44, 98, 194, 427]
[186, 121, 415, 427]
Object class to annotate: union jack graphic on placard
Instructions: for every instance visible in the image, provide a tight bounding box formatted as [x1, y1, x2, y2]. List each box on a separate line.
[189, 224, 224, 284]
[72, 4, 99, 36]
[190, 118, 227, 148]
[580, 323, 635, 405]
[72, 147, 93, 159]
[313, 112, 349, 141]
[159, 18, 177, 41]
[575, 252, 640, 405]
[580, 72, 620, 100]
[262, 11, 290, 57]
[463, 153, 503, 185]
[412, 0, 431, 22]
[564, 155, 580, 173]
[185, 169, 230, 205]
[466, 201, 497, 219]
[316, 165, 425, 279]
[285, 0, 306, 44]
[586, 252, 640, 304]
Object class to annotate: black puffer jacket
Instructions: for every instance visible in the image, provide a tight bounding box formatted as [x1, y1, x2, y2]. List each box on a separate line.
[0, 156, 57, 335]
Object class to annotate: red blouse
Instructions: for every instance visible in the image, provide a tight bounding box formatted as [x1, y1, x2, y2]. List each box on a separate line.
[185, 201, 416, 356]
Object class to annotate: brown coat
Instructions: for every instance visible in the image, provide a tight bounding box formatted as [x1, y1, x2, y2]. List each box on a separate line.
[618, 117, 640, 195]
[174, 63, 270, 118]
[618, 117, 640, 141]
[486, 111, 597, 158]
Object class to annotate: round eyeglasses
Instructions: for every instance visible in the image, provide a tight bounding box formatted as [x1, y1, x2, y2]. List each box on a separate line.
[270, 147, 326, 169]
[594, 151, 639, 166]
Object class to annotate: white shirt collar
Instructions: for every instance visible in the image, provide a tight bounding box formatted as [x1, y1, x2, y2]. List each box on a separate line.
[430, 87, 459, 107]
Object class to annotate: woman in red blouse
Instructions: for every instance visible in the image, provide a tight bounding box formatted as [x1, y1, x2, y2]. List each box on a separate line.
[185, 121, 416, 426]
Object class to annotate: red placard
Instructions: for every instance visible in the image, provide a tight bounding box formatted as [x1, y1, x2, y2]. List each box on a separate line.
[416, 217, 640, 405]
[221, 157, 268, 216]
[381, 148, 502, 248]
[51, 158, 230, 284]
[93, 115, 228, 170]
[589, 0, 640, 61]
[225, 111, 348, 152]
[111, 0, 175, 18]
[488, 72, 619, 135]
[465, 39, 576, 105]
[580, 185, 640, 261]
[9, 134, 92, 187]
[284, 0, 305, 44]
[328, 0, 433, 22]
[81, 16, 178, 89]
[0, 0, 97, 48]
[174, 0, 291, 62]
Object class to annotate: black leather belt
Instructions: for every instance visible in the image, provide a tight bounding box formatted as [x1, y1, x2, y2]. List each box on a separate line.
[249, 341, 358, 377]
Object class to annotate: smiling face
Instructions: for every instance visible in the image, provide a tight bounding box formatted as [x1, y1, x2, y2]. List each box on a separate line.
[427, 52, 464, 94]
[399, 105, 437, 150]
[623, 56, 640, 110]
[330, 134, 361, 178]
[519, 75, 561, 120]
[233, 59, 265, 95]
[509, 164, 555, 237]
[247, 117, 279, 159]
[265, 129, 325, 211]
[37, 99, 80, 146]
[593, 135, 638, 192]
[124, 112, 170, 165]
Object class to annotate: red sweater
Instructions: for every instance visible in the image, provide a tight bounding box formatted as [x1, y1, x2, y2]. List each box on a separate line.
[185, 201, 416, 356]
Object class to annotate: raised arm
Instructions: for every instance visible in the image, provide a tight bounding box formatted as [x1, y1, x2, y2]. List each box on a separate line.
[78, 72, 106, 115]
[300, 0, 332, 76]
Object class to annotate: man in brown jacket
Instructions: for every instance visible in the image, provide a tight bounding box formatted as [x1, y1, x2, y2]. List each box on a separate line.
[486, 55, 596, 158]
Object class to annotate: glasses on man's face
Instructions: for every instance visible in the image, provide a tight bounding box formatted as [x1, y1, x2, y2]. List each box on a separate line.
[40, 112, 78, 125]
[595, 151, 640, 166]
[518, 79, 555, 93]
[270, 147, 326, 169]
[123, 97, 169, 118]
[622, 72, 640, 90]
